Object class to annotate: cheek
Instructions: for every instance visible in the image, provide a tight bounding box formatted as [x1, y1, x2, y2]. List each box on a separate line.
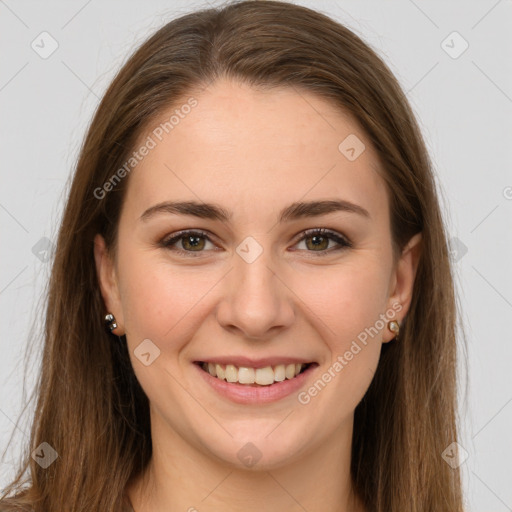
[116, 248, 222, 343]
[299, 264, 388, 409]
[292, 258, 390, 346]
[290, 260, 390, 417]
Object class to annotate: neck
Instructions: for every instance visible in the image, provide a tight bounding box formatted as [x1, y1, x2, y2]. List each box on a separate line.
[126, 408, 365, 512]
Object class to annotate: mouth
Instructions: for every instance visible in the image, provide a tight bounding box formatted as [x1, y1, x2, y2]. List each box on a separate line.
[194, 361, 316, 387]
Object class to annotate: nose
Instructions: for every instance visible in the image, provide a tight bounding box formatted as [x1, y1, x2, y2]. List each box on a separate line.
[215, 248, 295, 340]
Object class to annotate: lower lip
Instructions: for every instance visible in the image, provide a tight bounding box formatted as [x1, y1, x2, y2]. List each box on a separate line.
[193, 362, 318, 404]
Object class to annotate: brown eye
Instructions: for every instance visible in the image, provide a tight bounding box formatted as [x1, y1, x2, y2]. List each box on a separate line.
[304, 233, 330, 251]
[160, 228, 351, 258]
[160, 230, 215, 256]
[180, 234, 206, 251]
[294, 228, 352, 254]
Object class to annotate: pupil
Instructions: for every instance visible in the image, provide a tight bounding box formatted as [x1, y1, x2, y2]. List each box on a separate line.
[184, 236, 203, 250]
[308, 235, 327, 250]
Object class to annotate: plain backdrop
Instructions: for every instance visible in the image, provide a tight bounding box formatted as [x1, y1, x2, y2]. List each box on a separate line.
[1, 1, 511, 510]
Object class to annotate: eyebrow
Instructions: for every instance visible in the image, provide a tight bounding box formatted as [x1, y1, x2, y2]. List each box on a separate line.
[140, 199, 371, 223]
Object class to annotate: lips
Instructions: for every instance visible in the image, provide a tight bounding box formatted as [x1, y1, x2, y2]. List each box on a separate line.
[196, 361, 313, 386]
[193, 360, 319, 404]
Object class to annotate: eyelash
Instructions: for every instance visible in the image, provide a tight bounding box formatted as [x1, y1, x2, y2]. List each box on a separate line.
[159, 228, 352, 257]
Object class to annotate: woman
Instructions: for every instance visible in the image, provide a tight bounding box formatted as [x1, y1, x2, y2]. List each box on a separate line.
[0, 1, 466, 510]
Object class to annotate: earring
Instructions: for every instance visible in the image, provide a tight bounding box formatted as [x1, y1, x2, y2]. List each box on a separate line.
[104, 313, 118, 333]
[388, 319, 400, 340]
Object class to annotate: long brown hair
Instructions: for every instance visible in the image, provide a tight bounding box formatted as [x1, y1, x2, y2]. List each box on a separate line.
[0, 1, 467, 510]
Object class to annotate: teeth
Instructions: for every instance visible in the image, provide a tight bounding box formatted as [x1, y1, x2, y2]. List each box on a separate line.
[238, 367, 255, 384]
[285, 364, 295, 379]
[225, 364, 237, 383]
[216, 364, 226, 380]
[200, 362, 306, 385]
[255, 367, 274, 385]
[274, 364, 286, 382]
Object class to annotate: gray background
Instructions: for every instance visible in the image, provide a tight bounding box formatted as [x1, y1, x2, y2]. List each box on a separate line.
[1, 0, 511, 509]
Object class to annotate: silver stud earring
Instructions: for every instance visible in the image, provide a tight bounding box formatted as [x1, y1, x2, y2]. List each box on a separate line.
[104, 313, 118, 333]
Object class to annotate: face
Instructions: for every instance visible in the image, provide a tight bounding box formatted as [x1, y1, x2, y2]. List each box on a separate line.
[95, 78, 421, 471]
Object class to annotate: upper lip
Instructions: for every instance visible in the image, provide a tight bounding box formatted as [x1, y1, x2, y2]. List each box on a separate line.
[195, 356, 316, 369]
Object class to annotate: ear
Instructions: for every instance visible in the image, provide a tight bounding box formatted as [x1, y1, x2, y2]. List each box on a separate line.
[383, 232, 422, 343]
[93, 233, 124, 335]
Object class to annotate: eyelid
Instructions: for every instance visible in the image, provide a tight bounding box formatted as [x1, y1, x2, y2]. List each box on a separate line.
[159, 227, 352, 256]
[292, 227, 352, 248]
[159, 229, 217, 254]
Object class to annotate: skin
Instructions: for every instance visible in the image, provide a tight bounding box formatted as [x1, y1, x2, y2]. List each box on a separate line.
[94, 77, 421, 512]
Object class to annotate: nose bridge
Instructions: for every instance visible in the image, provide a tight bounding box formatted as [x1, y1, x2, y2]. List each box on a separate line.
[216, 238, 294, 338]
[235, 247, 277, 302]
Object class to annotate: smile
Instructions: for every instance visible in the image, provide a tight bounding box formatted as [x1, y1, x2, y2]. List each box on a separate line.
[193, 360, 319, 404]
[197, 361, 313, 386]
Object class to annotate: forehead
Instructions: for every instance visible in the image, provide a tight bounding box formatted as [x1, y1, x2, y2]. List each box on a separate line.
[123, 78, 389, 224]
